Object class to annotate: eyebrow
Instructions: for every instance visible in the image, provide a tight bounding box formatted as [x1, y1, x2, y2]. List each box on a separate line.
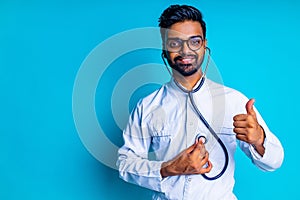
[167, 35, 203, 40]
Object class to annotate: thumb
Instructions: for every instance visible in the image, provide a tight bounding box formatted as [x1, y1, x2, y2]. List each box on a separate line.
[246, 98, 256, 116]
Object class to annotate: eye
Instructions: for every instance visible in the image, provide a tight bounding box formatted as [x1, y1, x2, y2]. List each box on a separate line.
[189, 38, 201, 47]
[167, 39, 181, 48]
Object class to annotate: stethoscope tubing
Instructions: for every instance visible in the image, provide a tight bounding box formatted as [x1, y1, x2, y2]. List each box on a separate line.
[162, 48, 229, 180]
[188, 87, 229, 180]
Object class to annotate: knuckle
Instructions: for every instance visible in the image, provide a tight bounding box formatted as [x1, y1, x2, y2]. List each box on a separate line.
[195, 166, 202, 172]
[246, 115, 252, 121]
[233, 121, 237, 127]
[189, 161, 197, 168]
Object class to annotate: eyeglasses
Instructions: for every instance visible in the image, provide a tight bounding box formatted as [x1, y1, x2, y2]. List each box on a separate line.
[166, 35, 204, 52]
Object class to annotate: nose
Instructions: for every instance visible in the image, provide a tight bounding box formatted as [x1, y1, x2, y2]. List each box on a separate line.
[180, 41, 193, 55]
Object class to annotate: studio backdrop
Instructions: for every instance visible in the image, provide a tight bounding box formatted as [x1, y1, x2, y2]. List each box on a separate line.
[0, 0, 299, 199]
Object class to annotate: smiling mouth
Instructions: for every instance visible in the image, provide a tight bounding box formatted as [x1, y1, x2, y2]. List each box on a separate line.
[171, 55, 199, 75]
[176, 59, 195, 72]
[174, 56, 196, 65]
[179, 58, 195, 64]
[176, 57, 195, 69]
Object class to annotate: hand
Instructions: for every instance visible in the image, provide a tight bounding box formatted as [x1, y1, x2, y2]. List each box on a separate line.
[160, 140, 212, 178]
[233, 98, 265, 156]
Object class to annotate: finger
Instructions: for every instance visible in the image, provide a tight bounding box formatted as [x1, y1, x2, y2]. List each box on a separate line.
[190, 142, 206, 159]
[246, 98, 256, 117]
[233, 121, 248, 128]
[200, 160, 213, 174]
[205, 160, 213, 169]
[186, 142, 197, 153]
[236, 134, 247, 142]
[197, 137, 206, 144]
[233, 127, 247, 135]
[233, 114, 248, 121]
[195, 137, 204, 145]
[199, 152, 209, 165]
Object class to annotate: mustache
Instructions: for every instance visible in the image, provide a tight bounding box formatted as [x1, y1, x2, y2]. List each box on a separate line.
[174, 54, 198, 62]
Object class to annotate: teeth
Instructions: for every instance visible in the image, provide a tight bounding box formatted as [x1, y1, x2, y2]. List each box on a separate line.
[180, 58, 194, 64]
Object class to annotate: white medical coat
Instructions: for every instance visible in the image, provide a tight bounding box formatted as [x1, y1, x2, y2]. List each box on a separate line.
[117, 78, 284, 200]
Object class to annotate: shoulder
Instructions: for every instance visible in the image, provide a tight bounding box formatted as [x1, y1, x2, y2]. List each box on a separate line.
[132, 82, 171, 115]
[138, 83, 170, 106]
[206, 78, 248, 100]
[205, 79, 249, 113]
[128, 82, 175, 127]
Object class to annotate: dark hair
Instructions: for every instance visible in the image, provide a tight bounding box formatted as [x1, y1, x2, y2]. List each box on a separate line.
[158, 5, 206, 39]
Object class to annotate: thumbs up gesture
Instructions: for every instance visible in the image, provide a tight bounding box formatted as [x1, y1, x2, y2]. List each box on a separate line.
[233, 99, 266, 156]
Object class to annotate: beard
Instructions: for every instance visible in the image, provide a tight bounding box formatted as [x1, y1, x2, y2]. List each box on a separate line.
[167, 53, 204, 77]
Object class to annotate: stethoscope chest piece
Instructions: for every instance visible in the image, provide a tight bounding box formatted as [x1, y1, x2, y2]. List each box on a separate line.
[196, 133, 208, 144]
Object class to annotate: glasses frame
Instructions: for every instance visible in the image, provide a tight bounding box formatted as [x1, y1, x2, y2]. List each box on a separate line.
[166, 35, 204, 53]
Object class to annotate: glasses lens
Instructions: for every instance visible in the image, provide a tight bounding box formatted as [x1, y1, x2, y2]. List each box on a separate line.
[166, 39, 182, 52]
[188, 37, 202, 51]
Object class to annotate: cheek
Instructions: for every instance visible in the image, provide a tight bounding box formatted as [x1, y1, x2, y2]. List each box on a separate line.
[196, 50, 205, 62]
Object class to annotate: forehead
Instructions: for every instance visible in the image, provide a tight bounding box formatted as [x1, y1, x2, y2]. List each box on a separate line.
[167, 20, 203, 39]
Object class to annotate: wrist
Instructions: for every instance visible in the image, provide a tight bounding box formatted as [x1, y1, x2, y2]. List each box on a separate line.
[252, 125, 266, 156]
[160, 162, 170, 178]
[255, 125, 266, 147]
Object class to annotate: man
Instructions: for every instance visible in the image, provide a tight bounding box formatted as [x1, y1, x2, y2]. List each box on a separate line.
[117, 4, 284, 200]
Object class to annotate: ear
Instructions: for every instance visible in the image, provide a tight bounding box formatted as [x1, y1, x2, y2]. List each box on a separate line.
[204, 39, 208, 49]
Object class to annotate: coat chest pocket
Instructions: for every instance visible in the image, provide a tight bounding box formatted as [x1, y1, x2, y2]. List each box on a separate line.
[150, 123, 173, 152]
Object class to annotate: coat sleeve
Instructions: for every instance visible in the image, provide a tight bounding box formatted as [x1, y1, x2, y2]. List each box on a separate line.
[116, 101, 165, 192]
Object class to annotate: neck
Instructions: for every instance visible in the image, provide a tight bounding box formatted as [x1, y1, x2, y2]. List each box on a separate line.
[173, 70, 202, 91]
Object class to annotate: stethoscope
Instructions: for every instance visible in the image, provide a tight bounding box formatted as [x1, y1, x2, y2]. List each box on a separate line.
[161, 47, 229, 180]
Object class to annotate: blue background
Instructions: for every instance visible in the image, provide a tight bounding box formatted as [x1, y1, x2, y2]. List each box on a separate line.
[1, 0, 299, 199]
